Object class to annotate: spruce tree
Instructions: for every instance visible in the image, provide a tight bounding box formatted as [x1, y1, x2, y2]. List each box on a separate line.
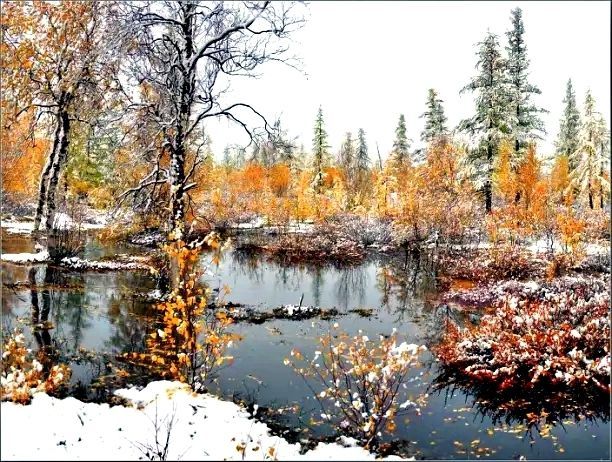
[420, 89, 448, 143]
[234, 146, 246, 168]
[222, 145, 233, 167]
[459, 32, 511, 213]
[556, 79, 581, 166]
[505, 7, 545, 159]
[338, 131, 355, 176]
[569, 90, 611, 209]
[312, 106, 330, 191]
[356, 128, 370, 172]
[392, 114, 410, 166]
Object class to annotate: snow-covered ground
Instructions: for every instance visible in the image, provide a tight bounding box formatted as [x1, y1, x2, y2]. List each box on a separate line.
[1, 212, 107, 235]
[426, 239, 610, 257]
[0, 252, 155, 272]
[230, 217, 315, 234]
[0, 381, 407, 461]
[0, 250, 50, 263]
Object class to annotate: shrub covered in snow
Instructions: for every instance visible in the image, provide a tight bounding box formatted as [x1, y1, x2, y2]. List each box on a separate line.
[437, 246, 547, 283]
[285, 326, 427, 449]
[1, 329, 71, 404]
[328, 214, 394, 248]
[437, 276, 610, 394]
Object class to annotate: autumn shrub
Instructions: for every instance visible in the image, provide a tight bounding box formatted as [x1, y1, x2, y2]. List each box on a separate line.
[47, 225, 85, 262]
[328, 214, 393, 248]
[247, 224, 366, 265]
[582, 208, 611, 241]
[121, 234, 240, 391]
[556, 210, 586, 258]
[1, 329, 71, 403]
[285, 326, 427, 449]
[437, 276, 610, 394]
[438, 246, 544, 283]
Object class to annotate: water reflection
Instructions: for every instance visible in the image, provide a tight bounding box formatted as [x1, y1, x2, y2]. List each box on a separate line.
[28, 266, 57, 378]
[2, 230, 610, 458]
[431, 367, 610, 433]
[336, 266, 367, 309]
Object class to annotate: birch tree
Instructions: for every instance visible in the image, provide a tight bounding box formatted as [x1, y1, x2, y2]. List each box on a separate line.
[117, 1, 302, 239]
[1, 0, 114, 233]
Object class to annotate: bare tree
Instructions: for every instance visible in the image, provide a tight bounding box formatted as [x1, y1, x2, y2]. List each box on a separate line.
[116, 0, 304, 239]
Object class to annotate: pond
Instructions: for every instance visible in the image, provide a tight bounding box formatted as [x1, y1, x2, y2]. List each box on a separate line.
[1, 228, 610, 460]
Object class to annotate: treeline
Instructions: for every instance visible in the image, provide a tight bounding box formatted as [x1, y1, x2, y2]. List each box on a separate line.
[1, 3, 609, 244]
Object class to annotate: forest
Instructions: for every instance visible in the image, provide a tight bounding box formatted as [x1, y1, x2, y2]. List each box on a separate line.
[0, 1, 610, 461]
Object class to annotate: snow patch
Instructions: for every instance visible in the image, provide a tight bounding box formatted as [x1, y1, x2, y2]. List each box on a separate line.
[1, 251, 50, 263]
[0, 381, 412, 461]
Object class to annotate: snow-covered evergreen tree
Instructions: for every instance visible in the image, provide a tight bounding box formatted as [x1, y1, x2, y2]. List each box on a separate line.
[458, 31, 511, 213]
[222, 145, 233, 167]
[270, 118, 297, 166]
[338, 131, 355, 176]
[312, 106, 330, 191]
[392, 114, 410, 166]
[234, 146, 246, 168]
[355, 128, 370, 172]
[505, 7, 546, 159]
[555, 79, 581, 164]
[420, 88, 448, 143]
[569, 90, 610, 209]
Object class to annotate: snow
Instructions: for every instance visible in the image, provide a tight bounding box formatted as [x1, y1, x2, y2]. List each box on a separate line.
[1, 251, 50, 263]
[0, 381, 410, 461]
[1, 220, 37, 234]
[60, 256, 154, 272]
[1, 252, 154, 272]
[1, 213, 107, 235]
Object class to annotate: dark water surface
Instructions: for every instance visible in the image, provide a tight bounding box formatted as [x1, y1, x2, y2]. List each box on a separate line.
[1, 228, 609, 460]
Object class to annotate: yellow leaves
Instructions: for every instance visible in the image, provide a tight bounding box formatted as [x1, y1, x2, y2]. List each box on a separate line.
[1, 329, 71, 403]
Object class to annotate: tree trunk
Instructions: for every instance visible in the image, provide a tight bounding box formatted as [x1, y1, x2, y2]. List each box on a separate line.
[33, 114, 63, 233]
[169, 146, 186, 239]
[167, 4, 195, 241]
[588, 189, 594, 210]
[44, 110, 71, 231]
[485, 141, 493, 213]
[514, 138, 521, 204]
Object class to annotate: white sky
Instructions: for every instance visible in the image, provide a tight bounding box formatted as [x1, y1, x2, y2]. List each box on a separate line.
[205, 1, 611, 161]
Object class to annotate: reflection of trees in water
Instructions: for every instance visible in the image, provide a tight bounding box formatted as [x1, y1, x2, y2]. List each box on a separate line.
[105, 294, 151, 353]
[228, 250, 264, 284]
[431, 367, 610, 435]
[376, 252, 438, 321]
[335, 265, 368, 311]
[310, 266, 323, 307]
[28, 265, 65, 377]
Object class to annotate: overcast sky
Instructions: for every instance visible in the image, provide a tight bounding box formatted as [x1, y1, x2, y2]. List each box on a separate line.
[206, 1, 611, 162]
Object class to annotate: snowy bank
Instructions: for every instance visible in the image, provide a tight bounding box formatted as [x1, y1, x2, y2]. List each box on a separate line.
[1, 252, 156, 272]
[0, 250, 50, 263]
[1, 212, 107, 235]
[0, 381, 408, 461]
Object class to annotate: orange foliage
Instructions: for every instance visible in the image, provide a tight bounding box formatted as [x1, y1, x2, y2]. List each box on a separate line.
[1, 118, 48, 199]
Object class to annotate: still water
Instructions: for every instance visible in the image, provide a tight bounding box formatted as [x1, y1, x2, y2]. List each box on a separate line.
[1, 229, 609, 460]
